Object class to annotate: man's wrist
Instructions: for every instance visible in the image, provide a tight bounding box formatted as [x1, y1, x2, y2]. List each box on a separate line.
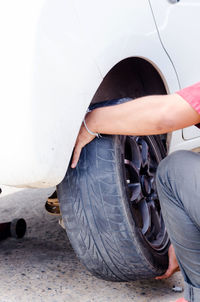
[85, 111, 99, 136]
[83, 118, 100, 137]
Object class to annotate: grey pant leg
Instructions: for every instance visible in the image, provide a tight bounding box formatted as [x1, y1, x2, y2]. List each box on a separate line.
[156, 150, 200, 302]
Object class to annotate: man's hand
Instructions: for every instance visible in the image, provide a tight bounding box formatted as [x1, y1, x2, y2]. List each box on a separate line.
[71, 121, 96, 169]
[155, 244, 180, 280]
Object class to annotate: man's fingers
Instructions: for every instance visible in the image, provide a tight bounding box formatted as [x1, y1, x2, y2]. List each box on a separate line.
[71, 144, 82, 168]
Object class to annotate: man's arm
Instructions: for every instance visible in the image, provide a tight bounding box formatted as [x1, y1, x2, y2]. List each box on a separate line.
[71, 93, 200, 168]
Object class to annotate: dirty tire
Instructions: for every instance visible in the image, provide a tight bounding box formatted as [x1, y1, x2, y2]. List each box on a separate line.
[57, 134, 169, 281]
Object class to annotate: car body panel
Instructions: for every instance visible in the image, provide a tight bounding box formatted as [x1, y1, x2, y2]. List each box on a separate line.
[149, 0, 200, 143]
[0, 0, 102, 187]
[0, 0, 198, 187]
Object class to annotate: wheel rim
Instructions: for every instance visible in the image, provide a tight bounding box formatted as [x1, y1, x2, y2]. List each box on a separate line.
[123, 136, 169, 252]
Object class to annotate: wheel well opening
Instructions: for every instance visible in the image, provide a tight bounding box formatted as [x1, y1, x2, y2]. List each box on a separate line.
[91, 57, 167, 104]
[91, 57, 168, 151]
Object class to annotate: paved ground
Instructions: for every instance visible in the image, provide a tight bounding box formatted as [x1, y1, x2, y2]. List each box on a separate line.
[0, 185, 184, 302]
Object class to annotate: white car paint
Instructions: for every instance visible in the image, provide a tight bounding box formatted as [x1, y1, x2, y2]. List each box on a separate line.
[149, 0, 200, 147]
[0, 0, 199, 187]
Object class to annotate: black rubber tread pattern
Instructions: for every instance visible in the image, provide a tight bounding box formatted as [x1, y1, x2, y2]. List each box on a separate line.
[57, 135, 169, 281]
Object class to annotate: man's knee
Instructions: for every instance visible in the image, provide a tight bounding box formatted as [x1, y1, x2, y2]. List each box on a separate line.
[156, 150, 192, 188]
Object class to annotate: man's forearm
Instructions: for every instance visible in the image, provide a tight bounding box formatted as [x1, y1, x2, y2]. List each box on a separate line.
[86, 94, 200, 136]
[71, 92, 200, 168]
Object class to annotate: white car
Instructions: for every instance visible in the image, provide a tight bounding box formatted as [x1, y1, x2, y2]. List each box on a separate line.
[1, 0, 200, 280]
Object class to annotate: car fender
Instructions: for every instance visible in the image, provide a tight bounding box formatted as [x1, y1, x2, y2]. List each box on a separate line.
[0, 0, 179, 187]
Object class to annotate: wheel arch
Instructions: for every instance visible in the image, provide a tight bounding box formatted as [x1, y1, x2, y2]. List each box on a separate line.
[91, 57, 168, 104]
[91, 57, 168, 151]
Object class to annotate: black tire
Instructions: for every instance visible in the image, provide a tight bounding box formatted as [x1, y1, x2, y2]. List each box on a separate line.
[57, 131, 170, 281]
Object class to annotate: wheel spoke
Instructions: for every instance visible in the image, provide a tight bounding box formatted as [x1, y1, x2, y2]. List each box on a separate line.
[150, 177, 158, 198]
[137, 138, 150, 168]
[150, 203, 161, 235]
[127, 183, 141, 201]
[138, 199, 151, 235]
[125, 159, 142, 201]
[125, 137, 142, 170]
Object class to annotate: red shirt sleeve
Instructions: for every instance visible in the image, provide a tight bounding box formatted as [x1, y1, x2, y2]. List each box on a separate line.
[176, 82, 200, 128]
[176, 82, 200, 114]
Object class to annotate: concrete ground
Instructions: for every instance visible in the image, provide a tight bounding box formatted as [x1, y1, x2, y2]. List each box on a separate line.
[0, 185, 184, 302]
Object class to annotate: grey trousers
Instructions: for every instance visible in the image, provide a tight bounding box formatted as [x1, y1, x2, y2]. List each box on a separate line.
[156, 150, 200, 302]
